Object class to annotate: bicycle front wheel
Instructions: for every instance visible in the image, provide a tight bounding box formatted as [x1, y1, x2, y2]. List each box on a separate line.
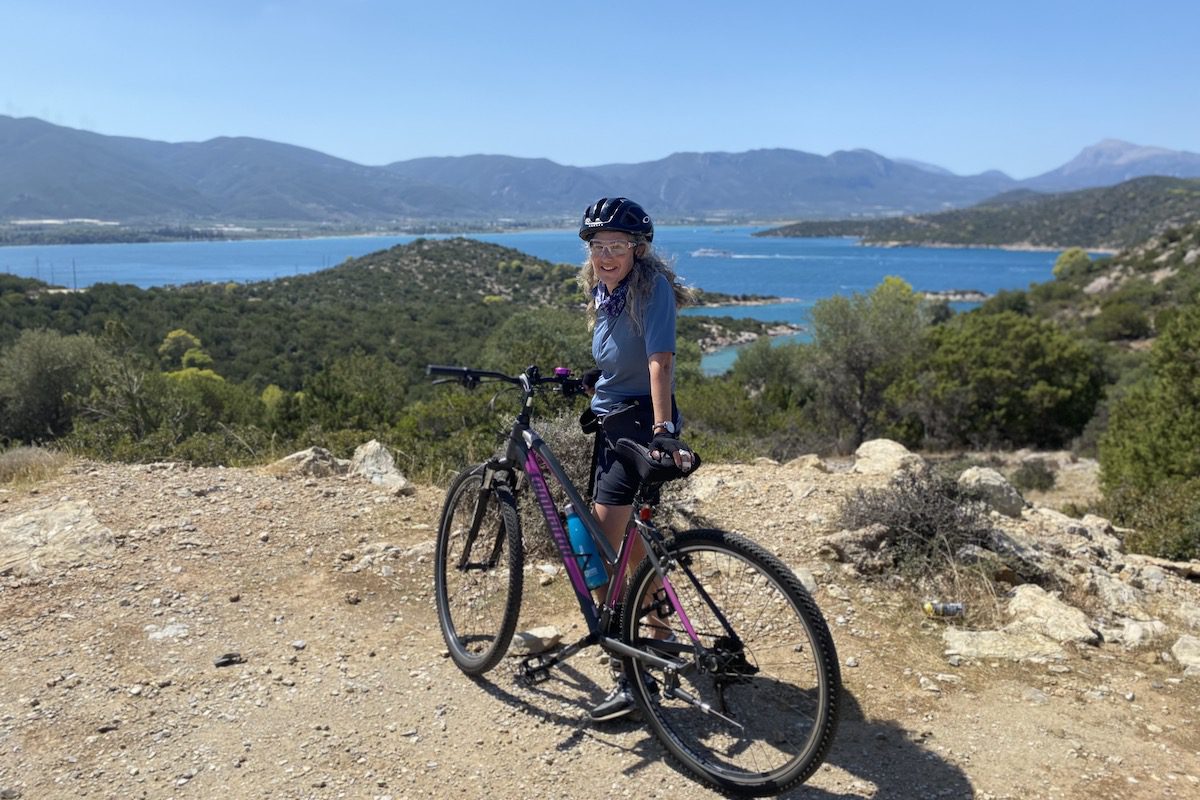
[434, 464, 523, 675]
[621, 529, 840, 797]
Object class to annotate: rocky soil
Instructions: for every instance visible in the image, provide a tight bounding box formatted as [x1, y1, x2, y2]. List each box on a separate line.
[1, 443, 1198, 800]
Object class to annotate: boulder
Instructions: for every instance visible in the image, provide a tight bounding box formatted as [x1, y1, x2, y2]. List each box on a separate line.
[852, 439, 924, 477]
[1171, 635, 1200, 676]
[349, 440, 415, 496]
[270, 447, 349, 477]
[959, 467, 1025, 517]
[1106, 618, 1167, 649]
[0, 500, 115, 576]
[509, 626, 562, 656]
[817, 523, 893, 573]
[943, 627, 1066, 662]
[1007, 584, 1099, 645]
[1082, 566, 1148, 618]
[784, 454, 828, 472]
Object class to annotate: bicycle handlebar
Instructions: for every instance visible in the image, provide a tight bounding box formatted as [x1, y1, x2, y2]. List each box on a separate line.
[426, 364, 585, 398]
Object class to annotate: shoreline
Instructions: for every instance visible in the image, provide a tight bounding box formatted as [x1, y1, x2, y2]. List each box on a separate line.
[692, 296, 800, 309]
[866, 239, 1118, 255]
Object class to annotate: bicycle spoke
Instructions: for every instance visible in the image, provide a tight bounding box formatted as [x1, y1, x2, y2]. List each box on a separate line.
[622, 529, 840, 797]
[434, 466, 523, 675]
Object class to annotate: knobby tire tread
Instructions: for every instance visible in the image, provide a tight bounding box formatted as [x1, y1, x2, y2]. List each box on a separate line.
[434, 464, 524, 676]
[621, 528, 840, 797]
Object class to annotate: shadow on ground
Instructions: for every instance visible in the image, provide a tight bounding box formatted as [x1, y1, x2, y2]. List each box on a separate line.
[472, 666, 974, 799]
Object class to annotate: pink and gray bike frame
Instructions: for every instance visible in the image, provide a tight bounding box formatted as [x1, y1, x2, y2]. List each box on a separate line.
[511, 425, 700, 646]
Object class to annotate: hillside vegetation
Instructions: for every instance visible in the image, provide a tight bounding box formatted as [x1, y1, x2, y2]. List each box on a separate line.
[3, 223, 1200, 560]
[759, 176, 1200, 250]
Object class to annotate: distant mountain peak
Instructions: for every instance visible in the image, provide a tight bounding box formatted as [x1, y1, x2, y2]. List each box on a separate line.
[1027, 139, 1200, 191]
[1070, 139, 1184, 167]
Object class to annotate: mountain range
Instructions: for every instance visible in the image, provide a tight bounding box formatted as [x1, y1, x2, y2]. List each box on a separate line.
[3, 115, 1200, 226]
[759, 176, 1200, 250]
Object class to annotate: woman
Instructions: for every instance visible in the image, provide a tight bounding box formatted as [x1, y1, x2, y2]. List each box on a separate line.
[577, 196, 697, 721]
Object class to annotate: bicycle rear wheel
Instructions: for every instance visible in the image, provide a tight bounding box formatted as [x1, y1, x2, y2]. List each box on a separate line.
[621, 529, 840, 797]
[434, 464, 524, 675]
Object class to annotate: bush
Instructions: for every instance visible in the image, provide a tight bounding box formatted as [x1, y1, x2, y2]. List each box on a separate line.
[839, 468, 993, 574]
[0, 329, 115, 442]
[1100, 304, 1200, 496]
[1086, 301, 1152, 341]
[896, 311, 1104, 449]
[1109, 478, 1200, 561]
[1009, 459, 1057, 493]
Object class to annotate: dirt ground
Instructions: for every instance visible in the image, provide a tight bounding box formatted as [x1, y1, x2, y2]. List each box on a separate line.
[1, 457, 1197, 800]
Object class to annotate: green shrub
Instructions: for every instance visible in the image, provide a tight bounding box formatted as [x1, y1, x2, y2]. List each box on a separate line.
[1100, 304, 1200, 496]
[1009, 459, 1056, 493]
[1086, 301, 1152, 341]
[1108, 478, 1200, 561]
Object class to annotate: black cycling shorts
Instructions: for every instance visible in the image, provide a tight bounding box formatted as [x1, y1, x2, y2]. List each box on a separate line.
[591, 395, 678, 507]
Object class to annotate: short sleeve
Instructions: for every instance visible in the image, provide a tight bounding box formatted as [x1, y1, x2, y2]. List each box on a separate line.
[642, 274, 676, 356]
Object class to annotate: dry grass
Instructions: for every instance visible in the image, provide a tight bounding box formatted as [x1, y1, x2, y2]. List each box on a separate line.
[0, 446, 70, 487]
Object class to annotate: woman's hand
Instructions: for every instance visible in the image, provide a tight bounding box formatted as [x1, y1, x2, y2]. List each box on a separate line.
[581, 367, 602, 397]
[649, 430, 697, 473]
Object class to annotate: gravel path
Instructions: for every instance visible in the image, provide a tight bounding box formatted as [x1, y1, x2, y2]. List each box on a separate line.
[1, 458, 1197, 799]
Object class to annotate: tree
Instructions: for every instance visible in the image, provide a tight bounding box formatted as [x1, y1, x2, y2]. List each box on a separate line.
[805, 277, 930, 450]
[730, 337, 812, 413]
[480, 308, 592, 375]
[301, 352, 409, 432]
[898, 311, 1103, 448]
[1100, 303, 1200, 495]
[0, 329, 114, 442]
[1052, 247, 1092, 280]
[158, 329, 204, 368]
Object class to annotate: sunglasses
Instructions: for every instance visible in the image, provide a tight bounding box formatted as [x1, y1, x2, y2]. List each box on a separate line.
[588, 240, 637, 257]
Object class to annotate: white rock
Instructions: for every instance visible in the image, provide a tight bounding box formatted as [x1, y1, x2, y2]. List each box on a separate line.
[959, 467, 1025, 518]
[943, 626, 1066, 662]
[852, 439, 923, 477]
[1170, 635, 1200, 674]
[508, 626, 561, 656]
[0, 500, 115, 576]
[1007, 585, 1099, 645]
[349, 440, 415, 496]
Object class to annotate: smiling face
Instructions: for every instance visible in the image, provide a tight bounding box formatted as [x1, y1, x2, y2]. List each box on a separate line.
[589, 231, 639, 291]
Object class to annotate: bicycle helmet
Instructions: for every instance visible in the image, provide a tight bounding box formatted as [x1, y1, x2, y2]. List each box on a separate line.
[579, 197, 654, 242]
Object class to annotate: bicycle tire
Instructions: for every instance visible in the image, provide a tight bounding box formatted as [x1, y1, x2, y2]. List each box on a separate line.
[434, 464, 524, 675]
[621, 529, 840, 797]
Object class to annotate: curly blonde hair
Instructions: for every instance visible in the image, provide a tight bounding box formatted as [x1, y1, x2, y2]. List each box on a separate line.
[577, 241, 694, 334]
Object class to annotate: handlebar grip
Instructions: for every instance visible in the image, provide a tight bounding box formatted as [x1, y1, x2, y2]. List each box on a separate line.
[426, 364, 471, 377]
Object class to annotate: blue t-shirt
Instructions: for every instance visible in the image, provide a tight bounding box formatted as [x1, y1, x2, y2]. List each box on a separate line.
[591, 273, 676, 414]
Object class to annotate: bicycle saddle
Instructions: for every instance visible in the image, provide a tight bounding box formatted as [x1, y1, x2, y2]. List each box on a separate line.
[614, 438, 702, 484]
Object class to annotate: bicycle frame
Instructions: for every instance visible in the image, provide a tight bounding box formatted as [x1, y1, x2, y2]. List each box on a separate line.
[451, 367, 701, 680]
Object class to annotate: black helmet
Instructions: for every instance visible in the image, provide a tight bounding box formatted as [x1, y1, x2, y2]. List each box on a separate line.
[579, 197, 654, 242]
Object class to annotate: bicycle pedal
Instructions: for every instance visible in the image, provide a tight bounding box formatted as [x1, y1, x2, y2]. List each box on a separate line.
[519, 656, 553, 684]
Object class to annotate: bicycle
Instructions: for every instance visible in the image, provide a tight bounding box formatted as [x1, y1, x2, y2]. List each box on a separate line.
[428, 363, 840, 797]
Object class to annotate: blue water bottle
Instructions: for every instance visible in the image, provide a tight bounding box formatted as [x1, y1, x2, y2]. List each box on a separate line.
[563, 504, 607, 589]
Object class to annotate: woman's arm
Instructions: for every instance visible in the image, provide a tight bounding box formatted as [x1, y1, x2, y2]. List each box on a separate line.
[648, 351, 674, 426]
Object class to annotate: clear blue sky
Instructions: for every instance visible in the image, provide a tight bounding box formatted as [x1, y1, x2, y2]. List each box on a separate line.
[3, 1, 1197, 179]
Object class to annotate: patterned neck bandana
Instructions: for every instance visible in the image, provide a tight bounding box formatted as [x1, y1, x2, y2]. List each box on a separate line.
[594, 277, 630, 318]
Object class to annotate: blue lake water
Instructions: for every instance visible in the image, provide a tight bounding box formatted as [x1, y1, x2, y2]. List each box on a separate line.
[0, 226, 1061, 374]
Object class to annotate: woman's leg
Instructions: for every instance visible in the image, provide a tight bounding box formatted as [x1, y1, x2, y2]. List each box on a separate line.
[592, 502, 633, 605]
